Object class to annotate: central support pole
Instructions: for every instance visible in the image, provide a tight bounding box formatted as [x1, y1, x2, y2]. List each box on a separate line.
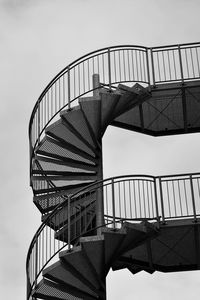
[92, 74, 104, 235]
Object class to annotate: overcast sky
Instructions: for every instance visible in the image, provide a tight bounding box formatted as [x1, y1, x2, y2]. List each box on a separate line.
[1, 0, 200, 299]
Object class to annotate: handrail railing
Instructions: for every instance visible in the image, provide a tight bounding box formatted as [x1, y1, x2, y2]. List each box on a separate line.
[29, 42, 200, 168]
[26, 172, 200, 299]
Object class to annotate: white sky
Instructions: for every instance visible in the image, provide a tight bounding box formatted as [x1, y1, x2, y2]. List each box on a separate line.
[0, 0, 200, 299]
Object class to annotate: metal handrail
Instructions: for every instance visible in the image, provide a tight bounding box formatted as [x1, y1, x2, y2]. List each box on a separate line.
[26, 172, 200, 299]
[28, 42, 200, 171]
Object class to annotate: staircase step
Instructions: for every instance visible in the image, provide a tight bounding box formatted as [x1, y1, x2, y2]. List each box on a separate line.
[60, 107, 97, 152]
[42, 260, 98, 298]
[46, 118, 96, 158]
[33, 182, 95, 213]
[33, 278, 82, 300]
[34, 181, 95, 195]
[115, 221, 158, 257]
[80, 235, 105, 281]
[113, 83, 149, 119]
[79, 97, 101, 142]
[102, 228, 126, 274]
[55, 204, 96, 243]
[42, 192, 97, 230]
[34, 155, 97, 172]
[36, 136, 97, 165]
[100, 90, 121, 135]
[59, 246, 103, 295]
[32, 173, 97, 182]
[32, 169, 96, 177]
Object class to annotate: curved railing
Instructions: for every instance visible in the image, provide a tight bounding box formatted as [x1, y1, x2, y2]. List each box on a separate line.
[29, 42, 200, 161]
[26, 172, 200, 299]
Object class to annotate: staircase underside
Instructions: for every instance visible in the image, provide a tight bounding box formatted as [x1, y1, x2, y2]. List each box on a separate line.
[112, 80, 200, 136]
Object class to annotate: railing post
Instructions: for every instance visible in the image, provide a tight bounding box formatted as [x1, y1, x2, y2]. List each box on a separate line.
[158, 177, 166, 224]
[189, 176, 197, 222]
[37, 102, 40, 144]
[154, 178, 160, 224]
[111, 179, 116, 229]
[108, 48, 112, 90]
[146, 48, 151, 91]
[150, 48, 156, 87]
[67, 67, 71, 109]
[68, 196, 71, 250]
[34, 236, 38, 287]
[178, 45, 184, 84]
[92, 74, 100, 98]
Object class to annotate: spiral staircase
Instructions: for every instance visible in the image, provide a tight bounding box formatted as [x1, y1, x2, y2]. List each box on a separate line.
[27, 43, 200, 300]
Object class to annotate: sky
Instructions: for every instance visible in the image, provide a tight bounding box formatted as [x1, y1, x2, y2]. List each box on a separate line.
[0, 0, 200, 299]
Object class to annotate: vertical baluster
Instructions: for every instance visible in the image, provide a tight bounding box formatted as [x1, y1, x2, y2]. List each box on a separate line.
[190, 48, 195, 77]
[185, 48, 190, 78]
[162, 51, 166, 81]
[114, 50, 117, 82]
[123, 49, 126, 81]
[87, 59, 90, 90]
[190, 175, 197, 222]
[142, 180, 146, 218]
[63, 73, 65, 107]
[150, 48, 155, 86]
[166, 181, 171, 217]
[167, 50, 172, 80]
[146, 49, 151, 88]
[68, 196, 71, 250]
[146, 181, 151, 218]
[129, 181, 132, 219]
[195, 47, 200, 77]
[102, 54, 105, 83]
[183, 179, 189, 215]
[154, 178, 160, 223]
[172, 181, 177, 217]
[178, 180, 183, 216]
[178, 45, 184, 83]
[159, 177, 166, 224]
[133, 180, 137, 218]
[112, 179, 116, 229]
[131, 50, 135, 81]
[172, 50, 177, 80]
[127, 50, 131, 81]
[123, 181, 127, 219]
[83, 61, 86, 93]
[138, 180, 142, 218]
[67, 67, 71, 109]
[34, 235, 38, 287]
[135, 50, 139, 80]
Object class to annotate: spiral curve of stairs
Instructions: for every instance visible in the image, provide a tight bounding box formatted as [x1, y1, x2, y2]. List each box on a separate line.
[31, 80, 153, 299]
[27, 43, 200, 300]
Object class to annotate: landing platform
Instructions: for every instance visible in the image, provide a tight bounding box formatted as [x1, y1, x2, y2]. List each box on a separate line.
[114, 218, 200, 273]
[112, 80, 200, 136]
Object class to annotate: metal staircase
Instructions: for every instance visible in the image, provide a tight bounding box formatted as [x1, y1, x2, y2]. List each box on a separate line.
[27, 42, 200, 300]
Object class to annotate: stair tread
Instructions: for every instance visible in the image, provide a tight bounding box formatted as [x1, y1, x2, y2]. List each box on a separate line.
[33, 183, 95, 213]
[61, 108, 97, 151]
[36, 136, 96, 165]
[79, 97, 101, 142]
[43, 261, 98, 298]
[80, 235, 105, 280]
[34, 155, 97, 172]
[46, 119, 96, 158]
[100, 90, 121, 135]
[59, 246, 103, 292]
[33, 278, 96, 300]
